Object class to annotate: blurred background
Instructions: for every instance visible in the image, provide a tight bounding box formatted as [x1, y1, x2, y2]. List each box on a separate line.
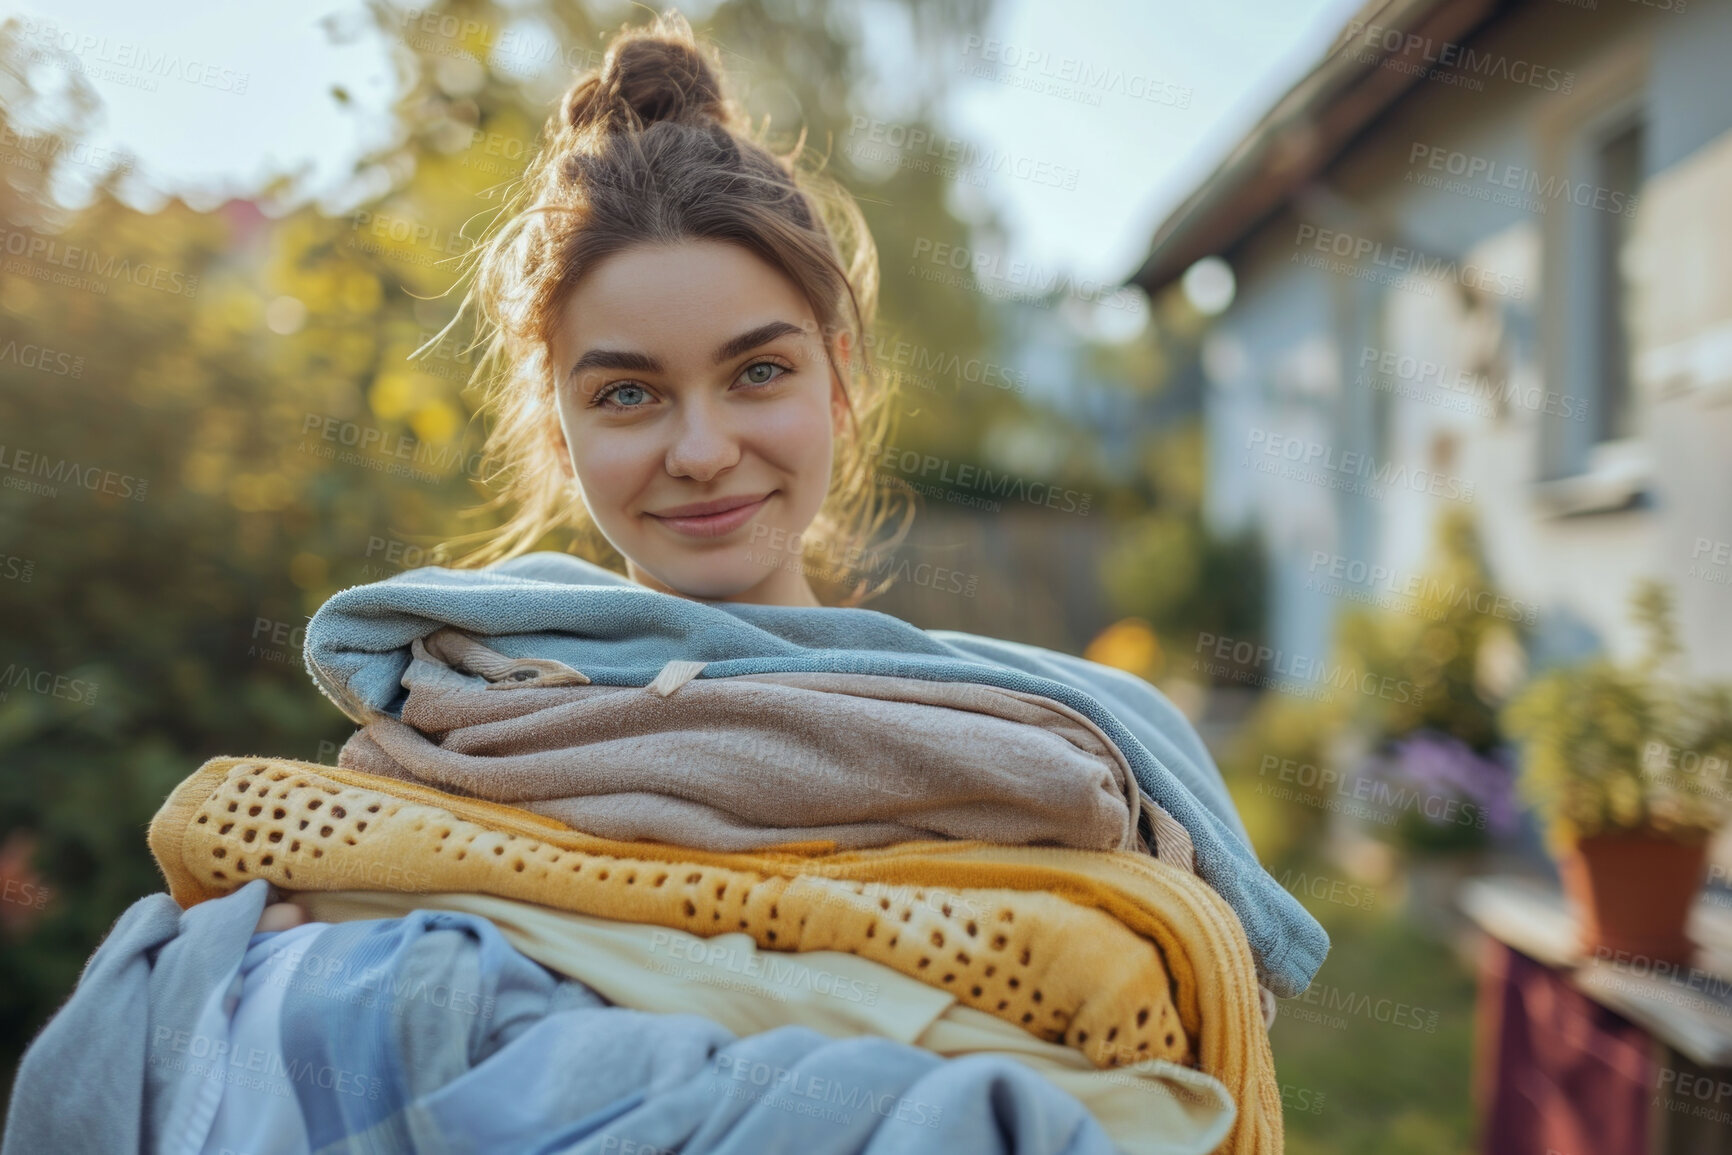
[5, 0, 1732, 1151]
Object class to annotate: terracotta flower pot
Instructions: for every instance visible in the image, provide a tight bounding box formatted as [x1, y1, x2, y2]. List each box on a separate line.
[1557, 831, 1709, 963]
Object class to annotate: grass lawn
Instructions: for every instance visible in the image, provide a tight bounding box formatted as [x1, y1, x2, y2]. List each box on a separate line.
[1272, 874, 1482, 1155]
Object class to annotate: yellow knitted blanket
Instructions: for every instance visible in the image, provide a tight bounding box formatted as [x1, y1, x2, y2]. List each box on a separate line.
[149, 757, 1281, 1153]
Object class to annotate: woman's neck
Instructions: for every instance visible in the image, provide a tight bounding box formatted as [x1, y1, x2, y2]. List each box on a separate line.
[625, 558, 822, 608]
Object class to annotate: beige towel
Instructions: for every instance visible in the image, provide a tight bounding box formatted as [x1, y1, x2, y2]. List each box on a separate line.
[339, 643, 1146, 853]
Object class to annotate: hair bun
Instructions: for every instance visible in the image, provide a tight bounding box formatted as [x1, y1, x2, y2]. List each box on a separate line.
[562, 14, 729, 136]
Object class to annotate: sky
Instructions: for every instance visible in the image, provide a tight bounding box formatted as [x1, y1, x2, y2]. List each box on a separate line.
[941, 0, 1361, 284]
[4, 0, 1364, 286]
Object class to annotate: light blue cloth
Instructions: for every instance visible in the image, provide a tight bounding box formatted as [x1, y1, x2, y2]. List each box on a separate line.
[302, 552, 1327, 997]
[3, 883, 1121, 1155]
[200, 922, 323, 1154]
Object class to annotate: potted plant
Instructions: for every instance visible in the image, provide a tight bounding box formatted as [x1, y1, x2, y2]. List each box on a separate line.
[1502, 581, 1732, 962]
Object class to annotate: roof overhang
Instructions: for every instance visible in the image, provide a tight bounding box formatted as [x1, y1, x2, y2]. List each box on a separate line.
[1130, 0, 1515, 293]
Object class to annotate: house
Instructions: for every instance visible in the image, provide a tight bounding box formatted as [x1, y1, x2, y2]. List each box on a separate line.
[1131, 0, 1732, 679]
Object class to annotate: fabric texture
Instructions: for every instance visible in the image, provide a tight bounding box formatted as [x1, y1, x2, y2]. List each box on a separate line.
[151, 757, 1194, 1067]
[300, 890, 1241, 1155]
[4, 882, 1124, 1155]
[200, 921, 324, 1155]
[300, 551, 1326, 998]
[2, 888, 246, 1155]
[149, 756, 1283, 1154]
[338, 647, 1145, 853]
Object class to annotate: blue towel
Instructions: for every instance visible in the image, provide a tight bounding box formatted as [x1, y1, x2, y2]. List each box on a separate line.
[301, 551, 1327, 998]
[2, 883, 1120, 1155]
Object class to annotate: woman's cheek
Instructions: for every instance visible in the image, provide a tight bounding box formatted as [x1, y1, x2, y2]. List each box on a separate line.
[572, 432, 656, 526]
[756, 388, 835, 487]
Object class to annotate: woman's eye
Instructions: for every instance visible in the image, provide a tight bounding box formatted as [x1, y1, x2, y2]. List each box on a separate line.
[600, 382, 650, 408]
[739, 361, 787, 387]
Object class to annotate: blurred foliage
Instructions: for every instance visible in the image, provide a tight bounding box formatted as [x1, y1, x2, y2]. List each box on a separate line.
[1334, 510, 1523, 755]
[1098, 419, 1266, 652]
[1320, 513, 1526, 854]
[1095, 282, 1268, 653]
[0, 0, 1020, 1096]
[1503, 579, 1732, 847]
[1222, 691, 1351, 873]
[1220, 511, 1526, 865]
[1101, 507, 1266, 647]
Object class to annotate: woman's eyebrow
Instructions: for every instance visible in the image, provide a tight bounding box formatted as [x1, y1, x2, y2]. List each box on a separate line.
[568, 320, 805, 379]
[710, 320, 805, 364]
[570, 348, 662, 376]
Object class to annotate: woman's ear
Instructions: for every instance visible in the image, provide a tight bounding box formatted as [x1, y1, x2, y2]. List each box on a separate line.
[554, 432, 576, 480]
[548, 389, 577, 480]
[830, 329, 853, 435]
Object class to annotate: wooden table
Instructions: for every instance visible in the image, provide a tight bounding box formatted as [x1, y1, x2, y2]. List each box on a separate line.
[1460, 876, 1732, 1154]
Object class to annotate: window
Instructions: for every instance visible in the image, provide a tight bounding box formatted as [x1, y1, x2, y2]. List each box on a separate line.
[1533, 56, 1650, 511]
[1589, 115, 1643, 444]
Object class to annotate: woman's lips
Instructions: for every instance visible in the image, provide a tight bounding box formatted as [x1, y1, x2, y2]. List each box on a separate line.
[645, 492, 773, 538]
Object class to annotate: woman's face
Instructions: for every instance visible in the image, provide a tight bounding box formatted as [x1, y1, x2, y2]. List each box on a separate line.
[549, 239, 843, 604]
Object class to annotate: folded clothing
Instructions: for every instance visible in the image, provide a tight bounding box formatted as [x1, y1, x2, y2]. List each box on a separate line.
[2, 881, 1123, 1155]
[153, 758, 1192, 1066]
[338, 634, 1145, 853]
[300, 890, 1241, 1155]
[301, 551, 1328, 998]
[149, 757, 1283, 1154]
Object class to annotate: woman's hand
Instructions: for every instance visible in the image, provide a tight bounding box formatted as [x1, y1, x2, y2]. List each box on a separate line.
[255, 889, 309, 933]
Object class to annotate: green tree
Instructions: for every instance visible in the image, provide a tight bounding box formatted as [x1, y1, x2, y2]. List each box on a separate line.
[0, 0, 1010, 1098]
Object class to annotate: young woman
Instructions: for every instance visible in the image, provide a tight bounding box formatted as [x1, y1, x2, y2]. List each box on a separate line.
[259, 11, 886, 933]
[5, 15, 1319, 1154]
[252, 17, 1320, 990]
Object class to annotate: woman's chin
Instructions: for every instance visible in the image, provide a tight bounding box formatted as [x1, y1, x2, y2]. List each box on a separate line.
[640, 553, 780, 602]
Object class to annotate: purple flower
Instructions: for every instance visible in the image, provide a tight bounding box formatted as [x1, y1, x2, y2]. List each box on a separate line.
[1375, 731, 1520, 835]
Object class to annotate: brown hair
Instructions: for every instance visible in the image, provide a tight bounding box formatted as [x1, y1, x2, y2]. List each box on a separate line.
[442, 10, 903, 600]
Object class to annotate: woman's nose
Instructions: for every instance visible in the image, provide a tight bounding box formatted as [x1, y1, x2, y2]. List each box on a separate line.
[663, 400, 742, 483]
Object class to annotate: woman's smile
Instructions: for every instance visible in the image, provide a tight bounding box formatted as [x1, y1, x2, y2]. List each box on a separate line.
[644, 491, 774, 538]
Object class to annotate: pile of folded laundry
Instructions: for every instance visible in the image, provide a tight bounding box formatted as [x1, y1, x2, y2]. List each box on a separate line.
[3, 553, 1327, 1155]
